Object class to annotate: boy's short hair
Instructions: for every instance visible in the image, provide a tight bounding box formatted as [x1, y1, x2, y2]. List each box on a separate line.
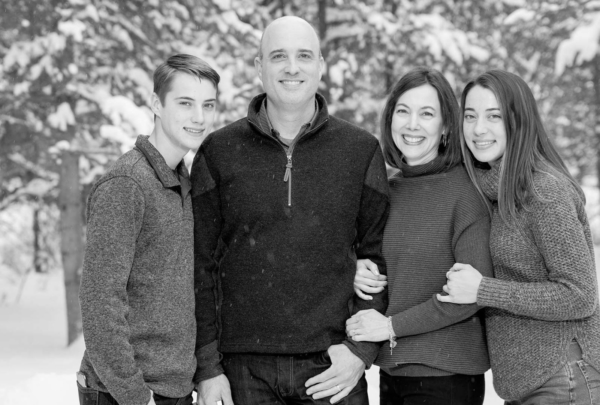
[153, 54, 220, 104]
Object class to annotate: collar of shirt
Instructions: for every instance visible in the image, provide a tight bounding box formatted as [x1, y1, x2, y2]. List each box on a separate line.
[257, 98, 319, 143]
[135, 135, 191, 199]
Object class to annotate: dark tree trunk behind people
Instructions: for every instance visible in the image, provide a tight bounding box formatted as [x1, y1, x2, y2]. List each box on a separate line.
[33, 205, 43, 273]
[317, 0, 331, 103]
[59, 151, 83, 345]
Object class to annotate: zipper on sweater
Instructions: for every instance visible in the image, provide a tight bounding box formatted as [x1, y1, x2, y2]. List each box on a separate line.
[283, 153, 292, 206]
[248, 118, 328, 208]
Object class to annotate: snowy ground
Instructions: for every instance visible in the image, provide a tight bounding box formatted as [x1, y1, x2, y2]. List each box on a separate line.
[0, 254, 598, 405]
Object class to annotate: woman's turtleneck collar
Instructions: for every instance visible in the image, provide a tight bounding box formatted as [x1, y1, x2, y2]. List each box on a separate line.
[401, 155, 447, 178]
[477, 161, 501, 202]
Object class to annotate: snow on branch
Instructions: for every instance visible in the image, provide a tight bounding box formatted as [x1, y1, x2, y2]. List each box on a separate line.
[555, 12, 600, 76]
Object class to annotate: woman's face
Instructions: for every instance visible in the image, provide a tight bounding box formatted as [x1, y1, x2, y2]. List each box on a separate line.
[462, 85, 507, 167]
[391, 84, 444, 166]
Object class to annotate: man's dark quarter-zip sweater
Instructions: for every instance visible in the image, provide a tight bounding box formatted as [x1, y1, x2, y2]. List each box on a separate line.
[191, 93, 390, 380]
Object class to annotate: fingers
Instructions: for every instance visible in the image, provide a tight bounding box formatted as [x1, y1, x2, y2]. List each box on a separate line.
[330, 385, 352, 403]
[437, 293, 450, 302]
[308, 381, 345, 400]
[354, 288, 373, 300]
[354, 282, 385, 293]
[305, 367, 334, 388]
[223, 389, 234, 405]
[356, 267, 381, 281]
[362, 259, 379, 275]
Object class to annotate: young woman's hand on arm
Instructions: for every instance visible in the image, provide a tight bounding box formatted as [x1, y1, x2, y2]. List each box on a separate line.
[353, 258, 388, 300]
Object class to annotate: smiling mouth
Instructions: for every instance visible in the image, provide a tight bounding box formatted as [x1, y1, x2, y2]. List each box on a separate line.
[280, 80, 303, 86]
[402, 135, 425, 145]
[184, 127, 204, 134]
[473, 140, 495, 149]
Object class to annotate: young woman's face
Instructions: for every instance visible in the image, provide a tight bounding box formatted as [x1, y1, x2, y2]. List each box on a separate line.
[463, 85, 507, 166]
[391, 84, 444, 166]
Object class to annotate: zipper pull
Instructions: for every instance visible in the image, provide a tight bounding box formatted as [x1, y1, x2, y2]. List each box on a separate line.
[283, 154, 292, 181]
[284, 154, 292, 206]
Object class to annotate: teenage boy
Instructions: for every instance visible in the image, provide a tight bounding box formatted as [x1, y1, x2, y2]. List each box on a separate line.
[77, 54, 229, 405]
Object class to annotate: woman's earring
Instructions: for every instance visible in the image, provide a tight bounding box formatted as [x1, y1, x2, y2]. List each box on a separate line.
[442, 133, 448, 147]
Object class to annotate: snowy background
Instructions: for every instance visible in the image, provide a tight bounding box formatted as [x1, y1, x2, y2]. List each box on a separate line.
[2, 0, 600, 404]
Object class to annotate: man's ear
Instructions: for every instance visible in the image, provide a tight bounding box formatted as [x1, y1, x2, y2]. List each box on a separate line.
[150, 93, 162, 118]
[318, 56, 325, 81]
[254, 56, 263, 82]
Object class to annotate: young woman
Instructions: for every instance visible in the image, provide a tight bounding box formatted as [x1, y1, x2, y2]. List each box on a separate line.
[438, 69, 600, 405]
[346, 67, 492, 405]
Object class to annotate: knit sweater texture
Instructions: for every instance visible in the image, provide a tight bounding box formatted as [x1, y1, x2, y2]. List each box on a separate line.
[476, 163, 600, 400]
[79, 136, 196, 405]
[376, 157, 492, 377]
[191, 93, 390, 379]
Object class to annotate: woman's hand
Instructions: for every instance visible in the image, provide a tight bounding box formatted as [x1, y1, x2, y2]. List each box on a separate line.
[353, 259, 387, 300]
[345, 309, 389, 342]
[436, 263, 483, 304]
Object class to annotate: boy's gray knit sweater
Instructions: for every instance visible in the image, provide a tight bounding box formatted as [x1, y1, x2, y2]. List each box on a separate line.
[476, 163, 600, 400]
[79, 136, 196, 405]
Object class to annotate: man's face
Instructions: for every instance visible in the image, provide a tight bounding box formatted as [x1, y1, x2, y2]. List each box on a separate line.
[255, 19, 324, 110]
[152, 72, 217, 156]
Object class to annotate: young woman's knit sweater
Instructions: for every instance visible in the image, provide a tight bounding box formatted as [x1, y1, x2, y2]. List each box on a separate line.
[376, 157, 493, 377]
[476, 163, 600, 400]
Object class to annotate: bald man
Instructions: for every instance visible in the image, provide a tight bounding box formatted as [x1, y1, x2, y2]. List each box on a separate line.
[192, 16, 389, 404]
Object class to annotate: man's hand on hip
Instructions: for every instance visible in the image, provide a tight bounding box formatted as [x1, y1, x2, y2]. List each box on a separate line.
[305, 344, 365, 403]
[197, 374, 234, 405]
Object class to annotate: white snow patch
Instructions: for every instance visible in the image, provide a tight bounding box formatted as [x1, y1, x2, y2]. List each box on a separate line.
[214, 0, 232, 10]
[101, 96, 153, 136]
[58, 20, 86, 42]
[48, 102, 76, 131]
[100, 125, 136, 153]
[555, 12, 600, 76]
[501, 0, 527, 6]
[504, 8, 536, 25]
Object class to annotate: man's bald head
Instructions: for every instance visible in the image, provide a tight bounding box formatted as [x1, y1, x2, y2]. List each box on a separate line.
[258, 16, 322, 60]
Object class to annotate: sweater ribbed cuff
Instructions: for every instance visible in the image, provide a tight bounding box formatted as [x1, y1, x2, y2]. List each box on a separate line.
[342, 339, 379, 369]
[195, 340, 224, 383]
[477, 277, 512, 308]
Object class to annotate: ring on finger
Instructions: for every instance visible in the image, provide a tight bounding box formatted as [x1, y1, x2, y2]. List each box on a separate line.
[335, 384, 341, 392]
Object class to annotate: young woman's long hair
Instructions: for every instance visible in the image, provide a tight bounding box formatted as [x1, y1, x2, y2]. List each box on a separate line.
[381, 66, 462, 173]
[460, 70, 583, 223]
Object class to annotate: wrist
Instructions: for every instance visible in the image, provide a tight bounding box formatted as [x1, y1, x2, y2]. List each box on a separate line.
[387, 316, 397, 354]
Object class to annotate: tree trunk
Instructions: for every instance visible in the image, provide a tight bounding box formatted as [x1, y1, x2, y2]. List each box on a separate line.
[317, 0, 331, 103]
[59, 151, 83, 346]
[594, 54, 600, 209]
[33, 205, 43, 273]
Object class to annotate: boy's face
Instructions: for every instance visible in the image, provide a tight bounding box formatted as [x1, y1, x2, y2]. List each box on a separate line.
[152, 72, 217, 155]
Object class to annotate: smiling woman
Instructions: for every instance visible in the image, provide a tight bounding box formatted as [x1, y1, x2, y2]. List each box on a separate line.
[439, 70, 600, 405]
[349, 66, 492, 405]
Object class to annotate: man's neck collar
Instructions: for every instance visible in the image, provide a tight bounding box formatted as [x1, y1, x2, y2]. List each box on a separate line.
[264, 96, 317, 138]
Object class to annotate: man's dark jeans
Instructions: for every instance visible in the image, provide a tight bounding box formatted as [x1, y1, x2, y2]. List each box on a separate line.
[76, 382, 193, 405]
[223, 351, 369, 404]
[380, 370, 485, 405]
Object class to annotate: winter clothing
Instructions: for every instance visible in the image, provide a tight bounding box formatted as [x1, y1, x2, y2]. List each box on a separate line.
[79, 135, 196, 405]
[376, 157, 493, 377]
[191, 93, 390, 380]
[476, 163, 600, 400]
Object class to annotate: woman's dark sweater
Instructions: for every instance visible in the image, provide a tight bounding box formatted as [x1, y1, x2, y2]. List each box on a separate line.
[376, 157, 493, 377]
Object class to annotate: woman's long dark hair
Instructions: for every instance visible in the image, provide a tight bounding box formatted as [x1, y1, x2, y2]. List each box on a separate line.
[460, 70, 583, 223]
[381, 67, 462, 173]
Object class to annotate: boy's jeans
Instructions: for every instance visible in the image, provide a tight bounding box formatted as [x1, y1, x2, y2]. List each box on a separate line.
[76, 383, 193, 405]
